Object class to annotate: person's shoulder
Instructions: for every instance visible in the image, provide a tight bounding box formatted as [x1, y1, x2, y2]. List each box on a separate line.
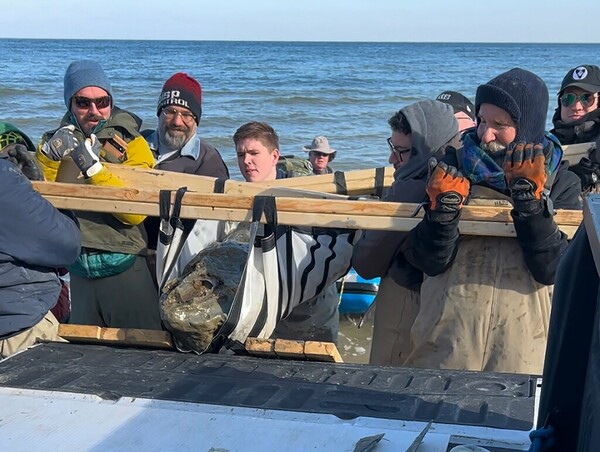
[199, 139, 219, 153]
[551, 161, 583, 209]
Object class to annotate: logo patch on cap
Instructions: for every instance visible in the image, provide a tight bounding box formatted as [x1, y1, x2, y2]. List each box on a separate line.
[573, 66, 589, 81]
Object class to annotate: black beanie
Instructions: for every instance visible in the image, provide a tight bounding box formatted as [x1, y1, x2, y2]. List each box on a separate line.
[475, 68, 549, 144]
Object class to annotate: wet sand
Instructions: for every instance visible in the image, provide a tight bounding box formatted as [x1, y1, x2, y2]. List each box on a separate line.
[337, 313, 374, 364]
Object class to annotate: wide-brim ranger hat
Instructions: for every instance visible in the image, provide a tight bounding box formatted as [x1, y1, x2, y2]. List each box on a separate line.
[303, 135, 336, 155]
[559, 65, 600, 94]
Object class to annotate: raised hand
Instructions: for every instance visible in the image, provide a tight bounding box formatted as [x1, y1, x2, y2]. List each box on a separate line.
[0, 143, 44, 180]
[70, 134, 102, 177]
[425, 158, 470, 221]
[41, 125, 79, 161]
[503, 142, 547, 212]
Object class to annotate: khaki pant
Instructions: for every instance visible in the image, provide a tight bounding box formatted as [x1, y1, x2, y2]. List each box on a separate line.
[0, 312, 64, 359]
[369, 276, 420, 366]
[404, 237, 551, 374]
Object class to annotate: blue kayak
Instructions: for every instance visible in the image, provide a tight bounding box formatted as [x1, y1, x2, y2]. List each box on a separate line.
[337, 268, 379, 314]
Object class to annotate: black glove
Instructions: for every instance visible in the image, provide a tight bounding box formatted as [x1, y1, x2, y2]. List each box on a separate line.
[41, 125, 79, 161]
[570, 157, 600, 191]
[0, 143, 44, 181]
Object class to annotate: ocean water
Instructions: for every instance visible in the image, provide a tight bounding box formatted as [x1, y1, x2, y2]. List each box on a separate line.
[1, 39, 600, 178]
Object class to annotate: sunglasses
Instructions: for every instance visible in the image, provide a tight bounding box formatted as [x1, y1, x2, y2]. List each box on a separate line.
[309, 151, 330, 158]
[387, 137, 411, 161]
[560, 92, 597, 108]
[73, 95, 112, 110]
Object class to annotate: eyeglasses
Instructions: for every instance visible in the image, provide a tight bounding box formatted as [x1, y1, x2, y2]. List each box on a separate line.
[560, 92, 597, 107]
[309, 151, 330, 158]
[73, 95, 112, 110]
[162, 107, 197, 123]
[387, 137, 411, 161]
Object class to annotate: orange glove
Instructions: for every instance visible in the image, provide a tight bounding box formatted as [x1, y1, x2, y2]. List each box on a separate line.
[503, 142, 547, 210]
[426, 158, 470, 214]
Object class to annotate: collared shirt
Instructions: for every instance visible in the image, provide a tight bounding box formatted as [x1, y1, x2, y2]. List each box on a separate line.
[145, 131, 202, 164]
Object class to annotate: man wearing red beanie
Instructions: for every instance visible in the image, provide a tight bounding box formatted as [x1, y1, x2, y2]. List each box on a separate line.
[144, 73, 230, 277]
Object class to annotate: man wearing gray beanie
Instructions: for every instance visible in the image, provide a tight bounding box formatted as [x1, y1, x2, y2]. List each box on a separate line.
[35, 59, 162, 331]
[353, 99, 461, 366]
[397, 68, 582, 374]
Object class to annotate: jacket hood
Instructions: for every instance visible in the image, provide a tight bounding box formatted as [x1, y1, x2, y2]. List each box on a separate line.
[393, 99, 459, 181]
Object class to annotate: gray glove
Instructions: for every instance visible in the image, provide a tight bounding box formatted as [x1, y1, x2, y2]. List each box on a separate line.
[70, 134, 102, 177]
[41, 125, 79, 161]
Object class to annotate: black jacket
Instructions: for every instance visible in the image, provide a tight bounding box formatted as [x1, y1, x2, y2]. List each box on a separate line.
[401, 138, 582, 285]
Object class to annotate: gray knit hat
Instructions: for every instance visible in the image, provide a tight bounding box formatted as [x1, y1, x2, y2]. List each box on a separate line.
[63, 60, 113, 109]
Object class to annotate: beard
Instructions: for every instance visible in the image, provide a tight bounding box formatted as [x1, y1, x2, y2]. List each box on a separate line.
[480, 141, 507, 155]
[159, 122, 194, 150]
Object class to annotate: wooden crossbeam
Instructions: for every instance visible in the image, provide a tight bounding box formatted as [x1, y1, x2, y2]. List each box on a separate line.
[53, 142, 593, 197]
[55, 159, 394, 196]
[244, 337, 343, 363]
[32, 181, 582, 238]
[58, 324, 175, 349]
[57, 324, 344, 363]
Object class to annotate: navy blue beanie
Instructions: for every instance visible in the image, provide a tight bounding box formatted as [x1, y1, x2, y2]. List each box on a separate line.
[63, 60, 113, 109]
[475, 68, 549, 144]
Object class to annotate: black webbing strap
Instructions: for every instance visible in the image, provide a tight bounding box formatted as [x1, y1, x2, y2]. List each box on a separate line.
[333, 171, 348, 195]
[213, 178, 226, 194]
[374, 167, 385, 198]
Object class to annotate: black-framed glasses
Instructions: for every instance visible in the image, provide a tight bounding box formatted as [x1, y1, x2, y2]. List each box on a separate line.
[73, 95, 111, 110]
[162, 107, 197, 123]
[309, 151, 329, 158]
[560, 92, 597, 107]
[387, 137, 411, 161]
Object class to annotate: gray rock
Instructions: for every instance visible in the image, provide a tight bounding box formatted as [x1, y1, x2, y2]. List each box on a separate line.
[159, 230, 249, 353]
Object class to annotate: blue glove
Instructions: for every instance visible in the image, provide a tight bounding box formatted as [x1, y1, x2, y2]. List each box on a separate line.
[41, 125, 79, 161]
[70, 134, 102, 178]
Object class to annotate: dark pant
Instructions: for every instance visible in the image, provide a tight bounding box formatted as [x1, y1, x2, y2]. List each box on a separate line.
[70, 256, 162, 330]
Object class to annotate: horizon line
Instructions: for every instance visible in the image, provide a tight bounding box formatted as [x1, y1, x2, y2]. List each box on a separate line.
[1, 37, 599, 45]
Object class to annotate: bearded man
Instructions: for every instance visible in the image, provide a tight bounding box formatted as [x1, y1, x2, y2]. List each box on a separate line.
[144, 72, 229, 178]
[143, 73, 230, 278]
[399, 68, 582, 374]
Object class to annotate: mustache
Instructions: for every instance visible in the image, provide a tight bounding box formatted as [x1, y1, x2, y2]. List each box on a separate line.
[83, 114, 104, 122]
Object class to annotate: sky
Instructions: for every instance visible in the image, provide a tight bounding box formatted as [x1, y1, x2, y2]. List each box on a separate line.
[2, 0, 599, 43]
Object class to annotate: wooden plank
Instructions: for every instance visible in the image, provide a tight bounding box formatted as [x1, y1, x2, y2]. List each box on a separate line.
[562, 142, 596, 165]
[58, 324, 175, 350]
[273, 339, 307, 360]
[53, 143, 590, 197]
[32, 182, 583, 238]
[244, 337, 276, 358]
[304, 341, 344, 363]
[55, 159, 395, 196]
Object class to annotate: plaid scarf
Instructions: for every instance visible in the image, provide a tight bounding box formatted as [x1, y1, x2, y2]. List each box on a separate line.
[461, 132, 563, 191]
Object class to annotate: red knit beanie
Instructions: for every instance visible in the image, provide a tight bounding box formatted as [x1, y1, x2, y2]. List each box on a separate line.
[157, 73, 202, 124]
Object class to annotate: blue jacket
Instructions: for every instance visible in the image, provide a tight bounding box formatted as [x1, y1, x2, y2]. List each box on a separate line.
[0, 159, 81, 338]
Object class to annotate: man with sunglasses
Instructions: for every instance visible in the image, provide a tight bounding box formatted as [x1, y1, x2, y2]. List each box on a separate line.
[303, 136, 336, 175]
[143, 73, 230, 278]
[353, 99, 461, 365]
[551, 64, 600, 193]
[35, 60, 162, 331]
